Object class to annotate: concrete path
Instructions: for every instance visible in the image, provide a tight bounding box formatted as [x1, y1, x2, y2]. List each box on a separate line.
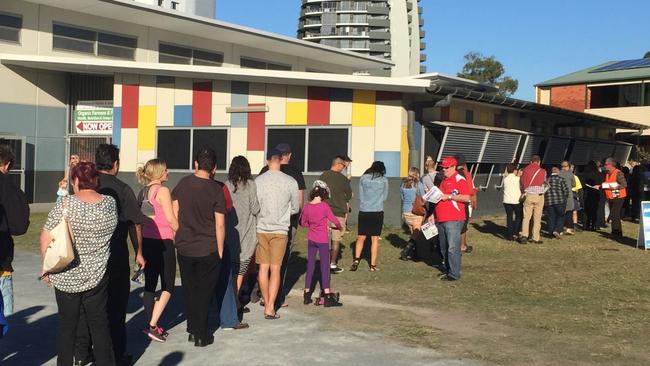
[1, 251, 479, 366]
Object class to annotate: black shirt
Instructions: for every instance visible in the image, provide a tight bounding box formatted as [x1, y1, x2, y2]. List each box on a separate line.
[172, 175, 227, 257]
[259, 164, 306, 190]
[97, 173, 143, 271]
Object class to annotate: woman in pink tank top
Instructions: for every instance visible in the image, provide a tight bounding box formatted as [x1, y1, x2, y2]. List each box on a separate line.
[136, 159, 179, 343]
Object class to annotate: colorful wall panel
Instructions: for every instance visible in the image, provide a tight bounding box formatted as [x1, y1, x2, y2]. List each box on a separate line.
[174, 78, 192, 127]
[374, 100, 403, 151]
[249, 83, 267, 105]
[173, 105, 192, 127]
[121, 84, 139, 128]
[266, 83, 287, 126]
[139, 75, 156, 106]
[330, 88, 353, 125]
[247, 104, 265, 151]
[247, 150, 265, 175]
[229, 127, 247, 161]
[212, 80, 230, 126]
[119, 128, 138, 172]
[286, 85, 308, 125]
[137, 106, 156, 150]
[156, 82, 174, 127]
[113, 107, 122, 147]
[192, 81, 212, 126]
[352, 90, 376, 127]
[307, 87, 330, 125]
[231, 81, 249, 128]
[400, 125, 409, 178]
[350, 126, 375, 176]
[374, 151, 401, 178]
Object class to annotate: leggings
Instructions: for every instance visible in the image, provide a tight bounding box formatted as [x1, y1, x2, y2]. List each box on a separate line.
[143, 238, 176, 293]
[305, 241, 330, 290]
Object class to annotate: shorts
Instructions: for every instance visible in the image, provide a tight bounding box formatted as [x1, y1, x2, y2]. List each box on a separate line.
[402, 212, 424, 227]
[255, 233, 288, 266]
[331, 216, 347, 242]
[0, 275, 13, 316]
[142, 238, 176, 293]
[358, 211, 384, 236]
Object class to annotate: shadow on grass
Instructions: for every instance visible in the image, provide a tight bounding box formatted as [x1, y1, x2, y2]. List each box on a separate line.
[598, 231, 641, 249]
[471, 220, 508, 240]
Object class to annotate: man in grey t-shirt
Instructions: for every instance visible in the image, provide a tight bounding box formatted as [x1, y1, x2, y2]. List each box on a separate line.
[255, 148, 299, 319]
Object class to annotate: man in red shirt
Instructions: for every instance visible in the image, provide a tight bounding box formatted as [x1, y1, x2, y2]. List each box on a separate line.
[428, 156, 471, 281]
[519, 155, 547, 244]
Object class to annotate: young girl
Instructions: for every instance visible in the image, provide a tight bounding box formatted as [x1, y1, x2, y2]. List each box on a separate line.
[300, 181, 343, 307]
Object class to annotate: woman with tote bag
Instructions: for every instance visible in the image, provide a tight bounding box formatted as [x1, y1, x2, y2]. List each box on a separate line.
[40, 162, 118, 366]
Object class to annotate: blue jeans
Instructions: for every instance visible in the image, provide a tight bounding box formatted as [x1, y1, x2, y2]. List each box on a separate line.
[436, 221, 464, 280]
[215, 246, 239, 328]
[0, 275, 13, 316]
[546, 203, 566, 234]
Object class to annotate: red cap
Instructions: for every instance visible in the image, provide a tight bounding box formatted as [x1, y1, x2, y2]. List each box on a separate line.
[440, 156, 458, 168]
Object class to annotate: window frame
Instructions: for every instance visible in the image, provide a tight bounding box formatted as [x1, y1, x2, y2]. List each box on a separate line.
[240, 56, 292, 71]
[156, 126, 230, 173]
[0, 11, 22, 45]
[158, 42, 224, 66]
[265, 125, 351, 175]
[52, 22, 137, 60]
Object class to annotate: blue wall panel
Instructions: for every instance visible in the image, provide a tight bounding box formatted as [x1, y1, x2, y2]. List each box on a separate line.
[113, 107, 122, 147]
[36, 106, 67, 138]
[174, 105, 192, 127]
[0, 103, 36, 136]
[374, 151, 401, 178]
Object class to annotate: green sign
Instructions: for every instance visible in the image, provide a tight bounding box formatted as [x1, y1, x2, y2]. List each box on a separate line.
[74, 109, 113, 122]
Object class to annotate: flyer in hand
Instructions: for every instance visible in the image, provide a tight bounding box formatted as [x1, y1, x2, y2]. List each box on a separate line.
[422, 185, 444, 204]
[421, 221, 439, 240]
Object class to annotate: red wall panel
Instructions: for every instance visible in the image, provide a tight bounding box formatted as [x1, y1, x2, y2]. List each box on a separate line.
[247, 103, 265, 151]
[307, 87, 330, 125]
[192, 81, 212, 126]
[121, 84, 139, 128]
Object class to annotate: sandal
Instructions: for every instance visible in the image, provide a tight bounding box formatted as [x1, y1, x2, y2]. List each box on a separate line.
[349, 258, 360, 272]
[369, 265, 380, 272]
[264, 313, 280, 320]
[461, 245, 474, 254]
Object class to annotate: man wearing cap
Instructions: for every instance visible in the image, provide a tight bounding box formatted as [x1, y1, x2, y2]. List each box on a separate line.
[428, 157, 471, 281]
[454, 153, 476, 254]
[318, 155, 353, 274]
[255, 148, 300, 319]
[260, 143, 305, 307]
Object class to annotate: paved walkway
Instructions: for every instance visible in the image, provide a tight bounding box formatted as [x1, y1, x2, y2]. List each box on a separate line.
[1, 251, 479, 366]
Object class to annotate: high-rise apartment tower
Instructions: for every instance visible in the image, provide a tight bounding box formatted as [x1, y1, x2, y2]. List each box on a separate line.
[132, 0, 216, 18]
[298, 0, 426, 76]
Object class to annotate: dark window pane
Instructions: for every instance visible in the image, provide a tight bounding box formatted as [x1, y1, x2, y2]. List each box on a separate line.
[193, 49, 223, 65]
[53, 24, 96, 41]
[156, 75, 175, 85]
[98, 32, 137, 48]
[0, 13, 22, 29]
[645, 84, 650, 106]
[159, 53, 191, 65]
[267, 128, 306, 172]
[240, 57, 267, 70]
[307, 129, 348, 172]
[97, 44, 135, 59]
[159, 43, 192, 58]
[53, 36, 94, 54]
[267, 63, 292, 71]
[158, 129, 191, 170]
[0, 27, 19, 43]
[590, 84, 642, 108]
[192, 129, 228, 171]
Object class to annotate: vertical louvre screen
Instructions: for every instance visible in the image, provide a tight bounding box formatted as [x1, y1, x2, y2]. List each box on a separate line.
[542, 137, 570, 165]
[438, 128, 487, 163]
[591, 143, 616, 162]
[481, 132, 521, 164]
[69, 136, 110, 163]
[568, 140, 597, 166]
[613, 144, 632, 164]
[519, 135, 545, 164]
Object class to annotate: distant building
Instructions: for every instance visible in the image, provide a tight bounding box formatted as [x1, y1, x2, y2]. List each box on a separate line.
[536, 59, 650, 146]
[132, 0, 216, 18]
[297, 0, 426, 77]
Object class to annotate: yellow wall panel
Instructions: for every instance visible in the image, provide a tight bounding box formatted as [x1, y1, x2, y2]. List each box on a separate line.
[229, 128, 247, 162]
[174, 77, 193, 105]
[400, 126, 409, 177]
[286, 102, 308, 125]
[352, 90, 376, 127]
[119, 128, 138, 172]
[249, 83, 267, 104]
[330, 101, 352, 125]
[266, 83, 287, 125]
[138, 106, 156, 150]
[139, 75, 156, 106]
[246, 151, 265, 174]
[156, 84, 174, 126]
[350, 126, 375, 176]
[374, 102, 403, 151]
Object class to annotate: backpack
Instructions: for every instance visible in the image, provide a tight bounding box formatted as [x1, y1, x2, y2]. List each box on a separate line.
[1, 175, 30, 235]
[137, 185, 156, 219]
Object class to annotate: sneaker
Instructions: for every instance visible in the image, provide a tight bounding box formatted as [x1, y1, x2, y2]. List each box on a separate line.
[564, 229, 575, 235]
[552, 232, 561, 239]
[144, 327, 166, 343]
[222, 322, 250, 330]
[439, 275, 458, 282]
[330, 265, 344, 274]
[155, 326, 169, 337]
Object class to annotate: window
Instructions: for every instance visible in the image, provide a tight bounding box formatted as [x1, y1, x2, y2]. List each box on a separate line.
[589, 83, 642, 108]
[266, 127, 349, 173]
[158, 43, 223, 66]
[645, 83, 650, 106]
[240, 57, 291, 71]
[0, 12, 22, 43]
[157, 128, 228, 170]
[52, 23, 136, 59]
[465, 110, 474, 124]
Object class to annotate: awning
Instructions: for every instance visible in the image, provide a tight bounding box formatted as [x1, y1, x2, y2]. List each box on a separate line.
[0, 54, 429, 94]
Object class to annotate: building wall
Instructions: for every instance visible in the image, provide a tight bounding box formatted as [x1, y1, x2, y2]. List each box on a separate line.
[585, 106, 650, 127]
[549, 84, 586, 112]
[113, 74, 408, 177]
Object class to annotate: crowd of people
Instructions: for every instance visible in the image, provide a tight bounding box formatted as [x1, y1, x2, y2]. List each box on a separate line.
[0, 138, 645, 364]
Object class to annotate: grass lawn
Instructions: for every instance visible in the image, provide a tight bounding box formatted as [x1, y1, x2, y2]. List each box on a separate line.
[19, 213, 650, 365]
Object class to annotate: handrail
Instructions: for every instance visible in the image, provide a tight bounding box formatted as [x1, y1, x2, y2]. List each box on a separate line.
[478, 164, 495, 191]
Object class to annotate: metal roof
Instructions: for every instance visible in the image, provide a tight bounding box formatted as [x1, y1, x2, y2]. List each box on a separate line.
[23, 0, 393, 70]
[536, 61, 650, 87]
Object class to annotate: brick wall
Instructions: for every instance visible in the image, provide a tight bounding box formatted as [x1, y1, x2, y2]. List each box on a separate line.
[550, 84, 586, 112]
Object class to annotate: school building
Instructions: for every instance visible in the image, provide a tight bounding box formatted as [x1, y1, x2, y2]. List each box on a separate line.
[0, 0, 645, 223]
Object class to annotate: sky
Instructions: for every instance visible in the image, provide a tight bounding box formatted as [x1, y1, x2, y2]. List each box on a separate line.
[217, 0, 650, 101]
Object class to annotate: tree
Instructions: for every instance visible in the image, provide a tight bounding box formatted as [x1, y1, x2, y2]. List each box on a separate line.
[644, 51, 650, 59]
[457, 52, 519, 97]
